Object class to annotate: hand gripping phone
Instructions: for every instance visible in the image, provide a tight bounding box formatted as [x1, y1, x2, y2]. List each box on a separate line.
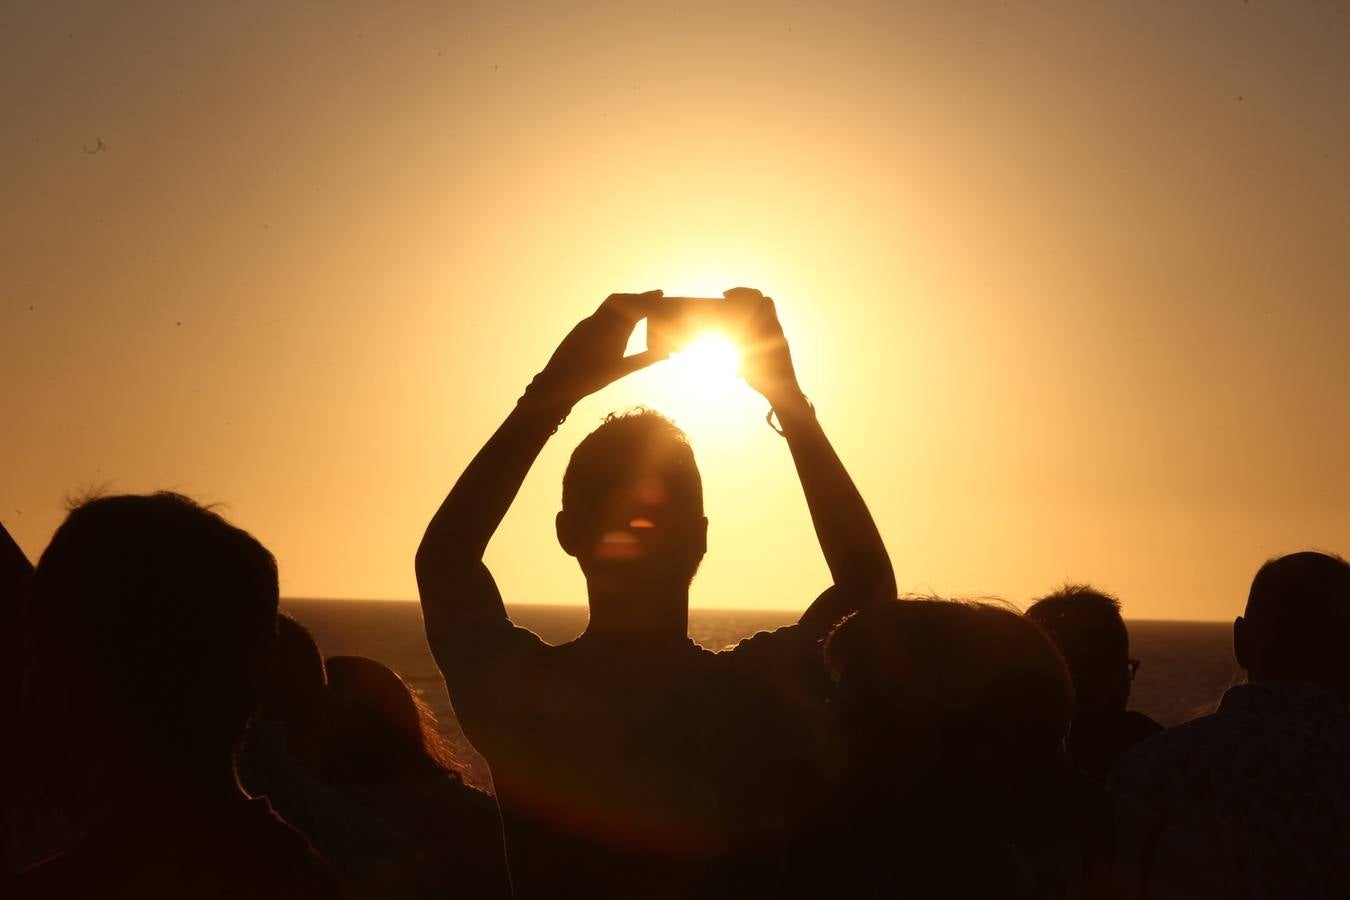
[645, 294, 760, 356]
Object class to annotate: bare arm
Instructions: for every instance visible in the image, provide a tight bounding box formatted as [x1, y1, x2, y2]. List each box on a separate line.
[415, 405, 559, 633]
[732, 289, 896, 632]
[774, 395, 896, 631]
[414, 292, 664, 642]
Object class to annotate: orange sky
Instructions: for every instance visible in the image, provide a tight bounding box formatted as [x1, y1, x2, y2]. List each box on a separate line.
[3, 2, 1348, 621]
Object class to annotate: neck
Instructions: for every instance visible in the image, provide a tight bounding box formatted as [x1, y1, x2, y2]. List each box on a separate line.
[584, 576, 689, 642]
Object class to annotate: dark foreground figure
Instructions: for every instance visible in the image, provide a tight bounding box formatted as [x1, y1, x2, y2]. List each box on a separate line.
[416, 289, 895, 899]
[1026, 585, 1162, 782]
[1111, 551, 1350, 899]
[4, 493, 353, 899]
[806, 598, 1225, 900]
[320, 655, 511, 899]
[0, 523, 72, 877]
[237, 617, 511, 899]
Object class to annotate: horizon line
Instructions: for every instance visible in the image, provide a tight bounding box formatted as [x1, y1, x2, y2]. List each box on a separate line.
[280, 596, 1231, 624]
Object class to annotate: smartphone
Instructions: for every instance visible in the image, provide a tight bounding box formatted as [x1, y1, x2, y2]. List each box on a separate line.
[646, 296, 758, 356]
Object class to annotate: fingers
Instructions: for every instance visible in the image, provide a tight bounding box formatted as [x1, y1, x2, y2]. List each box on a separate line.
[600, 289, 663, 322]
[725, 287, 778, 331]
[747, 294, 782, 332]
[612, 348, 668, 380]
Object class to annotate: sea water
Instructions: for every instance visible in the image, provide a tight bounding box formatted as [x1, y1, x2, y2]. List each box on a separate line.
[283, 599, 1241, 788]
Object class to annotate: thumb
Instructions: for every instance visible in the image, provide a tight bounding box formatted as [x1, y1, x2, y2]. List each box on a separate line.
[612, 348, 668, 380]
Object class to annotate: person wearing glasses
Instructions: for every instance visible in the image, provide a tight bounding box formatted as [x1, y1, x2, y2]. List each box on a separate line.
[1025, 585, 1162, 782]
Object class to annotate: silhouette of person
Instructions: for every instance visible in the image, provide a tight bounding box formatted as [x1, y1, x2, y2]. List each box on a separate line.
[0, 521, 30, 727]
[319, 656, 511, 900]
[4, 493, 354, 899]
[1110, 551, 1350, 898]
[237, 614, 374, 885]
[810, 598, 1224, 900]
[1, 523, 73, 878]
[416, 289, 895, 899]
[0, 520, 29, 630]
[1026, 585, 1162, 782]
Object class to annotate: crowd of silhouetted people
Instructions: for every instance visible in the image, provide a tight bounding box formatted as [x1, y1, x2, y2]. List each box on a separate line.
[2, 290, 1348, 899]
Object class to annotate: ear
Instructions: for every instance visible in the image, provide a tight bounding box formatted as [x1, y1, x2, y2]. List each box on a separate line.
[556, 510, 581, 559]
[1232, 616, 1250, 672]
[697, 516, 708, 558]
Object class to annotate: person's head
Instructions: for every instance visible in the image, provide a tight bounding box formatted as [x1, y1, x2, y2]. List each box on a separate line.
[558, 409, 707, 605]
[319, 655, 457, 787]
[1025, 585, 1134, 716]
[24, 492, 278, 821]
[255, 612, 327, 771]
[1234, 551, 1350, 701]
[1, 524, 32, 715]
[825, 598, 1073, 818]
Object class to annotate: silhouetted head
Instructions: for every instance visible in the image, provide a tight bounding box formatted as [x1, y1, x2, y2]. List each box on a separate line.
[256, 612, 327, 770]
[1026, 585, 1133, 716]
[826, 599, 1073, 819]
[1234, 551, 1350, 701]
[319, 655, 457, 786]
[1, 524, 32, 717]
[24, 492, 278, 821]
[558, 409, 707, 606]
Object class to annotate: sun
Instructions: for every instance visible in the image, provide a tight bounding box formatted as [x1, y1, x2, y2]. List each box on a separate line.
[666, 332, 742, 389]
[618, 303, 762, 437]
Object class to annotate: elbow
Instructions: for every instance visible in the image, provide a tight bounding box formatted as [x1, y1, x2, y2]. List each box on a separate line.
[839, 563, 897, 608]
[415, 538, 480, 591]
[866, 546, 898, 601]
[875, 566, 898, 602]
[864, 575, 898, 608]
[414, 540, 439, 587]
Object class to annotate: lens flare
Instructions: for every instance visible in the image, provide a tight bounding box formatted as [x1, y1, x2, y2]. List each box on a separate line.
[666, 333, 741, 388]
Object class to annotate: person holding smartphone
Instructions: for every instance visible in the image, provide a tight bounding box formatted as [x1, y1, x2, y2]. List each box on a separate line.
[416, 287, 895, 900]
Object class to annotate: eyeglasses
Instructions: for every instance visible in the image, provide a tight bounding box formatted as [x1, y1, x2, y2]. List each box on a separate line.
[1127, 658, 1141, 681]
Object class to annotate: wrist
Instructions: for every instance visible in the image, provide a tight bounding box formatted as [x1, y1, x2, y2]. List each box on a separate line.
[515, 374, 576, 432]
[764, 391, 815, 437]
[764, 384, 810, 414]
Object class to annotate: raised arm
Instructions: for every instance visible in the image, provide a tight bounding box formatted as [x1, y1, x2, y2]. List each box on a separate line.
[732, 288, 897, 633]
[414, 292, 664, 641]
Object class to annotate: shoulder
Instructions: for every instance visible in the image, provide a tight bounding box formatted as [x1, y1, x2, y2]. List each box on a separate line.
[727, 622, 814, 652]
[1119, 710, 1223, 763]
[428, 615, 548, 694]
[1108, 711, 1227, 800]
[1117, 709, 1165, 745]
[1121, 709, 1164, 733]
[722, 623, 820, 668]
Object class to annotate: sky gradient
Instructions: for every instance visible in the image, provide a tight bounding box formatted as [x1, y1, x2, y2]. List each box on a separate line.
[4, 1, 1348, 620]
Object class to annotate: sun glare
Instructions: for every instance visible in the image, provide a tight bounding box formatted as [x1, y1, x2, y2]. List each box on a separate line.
[618, 287, 771, 437]
[667, 332, 742, 388]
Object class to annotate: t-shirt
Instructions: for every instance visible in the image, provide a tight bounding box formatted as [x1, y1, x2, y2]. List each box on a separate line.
[427, 594, 837, 900]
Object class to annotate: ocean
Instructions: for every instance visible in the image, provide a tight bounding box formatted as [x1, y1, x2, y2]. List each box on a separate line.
[282, 599, 1242, 788]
